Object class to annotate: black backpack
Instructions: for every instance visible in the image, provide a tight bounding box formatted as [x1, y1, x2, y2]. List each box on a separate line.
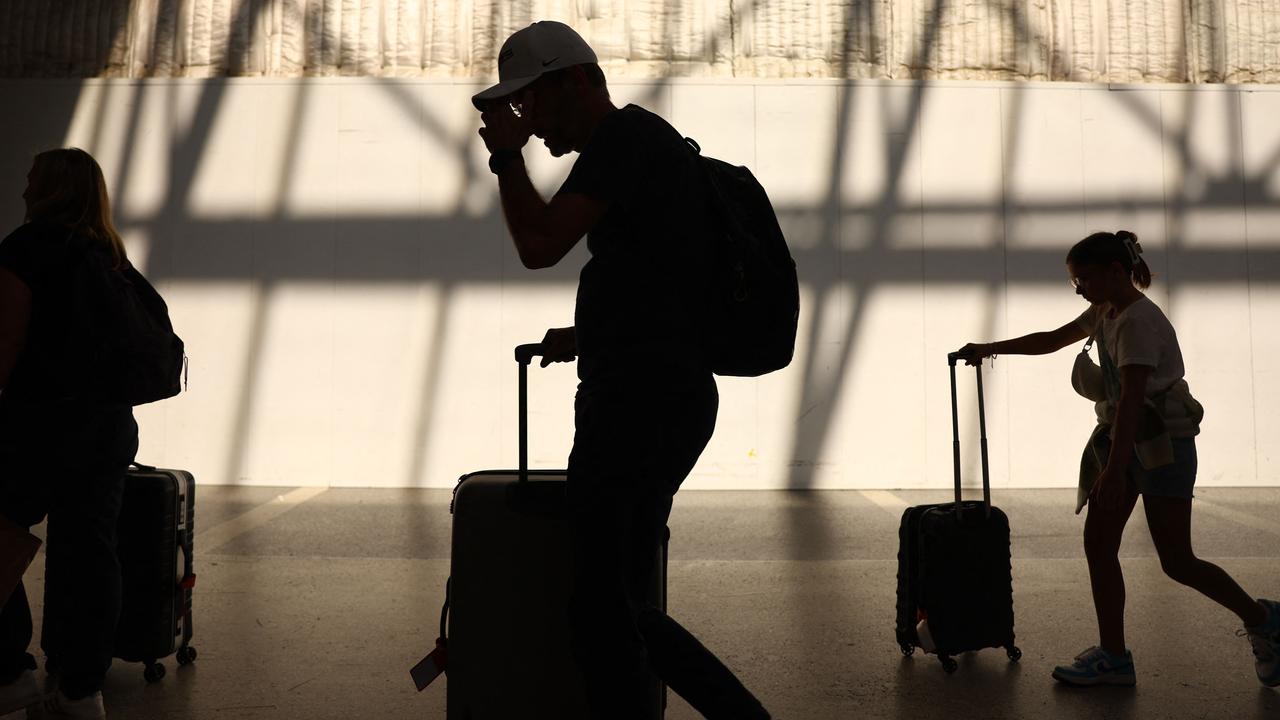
[686, 138, 799, 377]
[67, 236, 186, 406]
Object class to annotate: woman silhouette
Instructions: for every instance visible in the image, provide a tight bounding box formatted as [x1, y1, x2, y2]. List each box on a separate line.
[0, 148, 139, 719]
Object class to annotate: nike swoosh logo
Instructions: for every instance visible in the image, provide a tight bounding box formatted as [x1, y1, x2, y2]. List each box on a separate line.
[542, 57, 559, 67]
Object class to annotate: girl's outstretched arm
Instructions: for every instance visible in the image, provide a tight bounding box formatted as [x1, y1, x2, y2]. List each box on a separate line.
[956, 319, 1088, 366]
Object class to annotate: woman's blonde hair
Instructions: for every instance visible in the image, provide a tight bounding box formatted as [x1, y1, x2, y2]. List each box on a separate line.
[25, 148, 128, 269]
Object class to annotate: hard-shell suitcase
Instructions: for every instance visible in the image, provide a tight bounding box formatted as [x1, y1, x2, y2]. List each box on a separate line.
[42, 463, 198, 684]
[894, 354, 1020, 673]
[438, 344, 666, 719]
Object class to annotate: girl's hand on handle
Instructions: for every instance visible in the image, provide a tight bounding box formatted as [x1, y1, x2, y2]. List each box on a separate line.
[955, 343, 993, 366]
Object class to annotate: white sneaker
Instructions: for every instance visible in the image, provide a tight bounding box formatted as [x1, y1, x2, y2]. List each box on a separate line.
[0, 671, 41, 716]
[27, 690, 105, 720]
[1051, 646, 1137, 687]
[1243, 598, 1280, 687]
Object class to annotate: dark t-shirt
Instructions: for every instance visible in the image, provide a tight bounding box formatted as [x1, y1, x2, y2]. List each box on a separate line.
[0, 221, 81, 403]
[557, 104, 714, 387]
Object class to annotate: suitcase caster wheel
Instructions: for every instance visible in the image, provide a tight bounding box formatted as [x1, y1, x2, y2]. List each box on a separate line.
[143, 662, 166, 683]
[1007, 646, 1022, 662]
[940, 657, 958, 674]
[900, 644, 915, 657]
[177, 646, 198, 665]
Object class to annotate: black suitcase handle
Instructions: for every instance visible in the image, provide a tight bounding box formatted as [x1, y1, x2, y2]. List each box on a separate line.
[946, 352, 991, 518]
[514, 343, 545, 483]
[515, 344, 543, 366]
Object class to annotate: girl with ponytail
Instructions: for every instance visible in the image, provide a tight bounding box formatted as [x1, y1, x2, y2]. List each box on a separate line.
[956, 230, 1280, 689]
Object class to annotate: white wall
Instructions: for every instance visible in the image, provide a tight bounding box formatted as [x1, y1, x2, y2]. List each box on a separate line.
[2, 77, 1278, 490]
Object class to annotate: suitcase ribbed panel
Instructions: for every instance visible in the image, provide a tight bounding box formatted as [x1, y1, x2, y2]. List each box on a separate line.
[917, 503, 1015, 654]
[895, 501, 1016, 658]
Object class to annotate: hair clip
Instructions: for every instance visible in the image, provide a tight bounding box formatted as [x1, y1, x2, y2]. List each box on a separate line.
[1121, 236, 1142, 265]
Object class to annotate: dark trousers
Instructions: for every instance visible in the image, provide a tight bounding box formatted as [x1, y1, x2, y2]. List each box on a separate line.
[0, 403, 138, 699]
[566, 374, 770, 720]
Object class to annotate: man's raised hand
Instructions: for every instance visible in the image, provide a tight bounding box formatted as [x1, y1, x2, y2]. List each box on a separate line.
[478, 100, 532, 154]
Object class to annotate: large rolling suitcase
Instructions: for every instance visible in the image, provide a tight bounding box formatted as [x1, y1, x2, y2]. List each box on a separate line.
[43, 463, 198, 684]
[113, 463, 198, 682]
[894, 353, 1020, 673]
[434, 343, 666, 719]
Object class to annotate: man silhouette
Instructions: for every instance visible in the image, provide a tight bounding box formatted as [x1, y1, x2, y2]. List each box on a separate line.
[474, 20, 771, 720]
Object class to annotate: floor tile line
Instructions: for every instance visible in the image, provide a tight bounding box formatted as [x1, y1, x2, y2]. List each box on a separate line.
[858, 489, 910, 517]
[196, 486, 329, 552]
[1194, 497, 1280, 537]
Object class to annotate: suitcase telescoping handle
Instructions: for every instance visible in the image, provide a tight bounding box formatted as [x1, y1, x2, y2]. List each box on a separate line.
[514, 343, 545, 483]
[946, 352, 992, 518]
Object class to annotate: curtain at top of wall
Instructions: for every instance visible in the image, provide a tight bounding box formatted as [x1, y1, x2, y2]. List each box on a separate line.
[1, 0, 1277, 83]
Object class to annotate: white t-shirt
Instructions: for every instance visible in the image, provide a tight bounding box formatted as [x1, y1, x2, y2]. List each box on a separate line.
[1075, 296, 1186, 397]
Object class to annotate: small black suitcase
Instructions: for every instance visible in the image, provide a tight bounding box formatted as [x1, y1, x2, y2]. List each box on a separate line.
[114, 463, 198, 682]
[894, 354, 1020, 673]
[426, 343, 666, 719]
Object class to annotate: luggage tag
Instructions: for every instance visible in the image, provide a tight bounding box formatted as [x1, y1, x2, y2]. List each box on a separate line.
[410, 638, 448, 691]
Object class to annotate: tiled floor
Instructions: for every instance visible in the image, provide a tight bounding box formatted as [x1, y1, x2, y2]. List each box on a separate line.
[8, 486, 1280, 719]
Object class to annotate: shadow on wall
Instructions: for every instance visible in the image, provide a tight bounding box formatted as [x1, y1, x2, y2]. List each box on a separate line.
[0, 83, 83, 207]
[4, 78, 1280, 490]
[4, 0, 1280, 499]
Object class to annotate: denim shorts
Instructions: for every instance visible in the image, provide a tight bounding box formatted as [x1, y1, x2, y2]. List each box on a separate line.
[1131, 438, 1198, 499]
[1098, 435, 1198, 500]
[1139, 438, 1198, 499]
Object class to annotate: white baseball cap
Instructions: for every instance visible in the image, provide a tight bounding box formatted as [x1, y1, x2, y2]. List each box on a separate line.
[471, 21, 598, 110]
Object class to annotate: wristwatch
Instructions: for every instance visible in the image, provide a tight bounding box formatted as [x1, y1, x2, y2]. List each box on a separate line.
[489, 150, 522, 175]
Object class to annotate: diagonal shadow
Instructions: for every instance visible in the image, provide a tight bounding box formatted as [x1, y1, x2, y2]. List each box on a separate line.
[135, 20, 247, 485]
[785, 0, 949, 492]
[776, 0, 900, 698]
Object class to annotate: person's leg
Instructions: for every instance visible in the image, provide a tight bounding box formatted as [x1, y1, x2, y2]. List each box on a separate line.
[1053, 482, 1141, 686]
[1139, 440, 1280, 687]
[1083, 487, 1140, 657]
[566, 388, 654, 720]
[0, 444, 48, 683]
[630, 377, 770, 719]
[623, 477, 769, 719]
[0, 416, 53, 715]
[638, 610, 770, 718]
[0, 583, 35, 681]
[44, 465, 126, 700]
[43, 407, 136, 701]
[0, 578, 41, 715]
[568, 377, 770, 720]
[1144, 496, 1266, 625]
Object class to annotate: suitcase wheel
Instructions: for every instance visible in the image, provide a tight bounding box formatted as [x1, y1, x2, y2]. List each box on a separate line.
[177, 646, 198, 666]
[899, 643, 915, 658]
[939, 656, 958, 674]
[1006, 645, 1022, 662]
[143, 662, 166, 683]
